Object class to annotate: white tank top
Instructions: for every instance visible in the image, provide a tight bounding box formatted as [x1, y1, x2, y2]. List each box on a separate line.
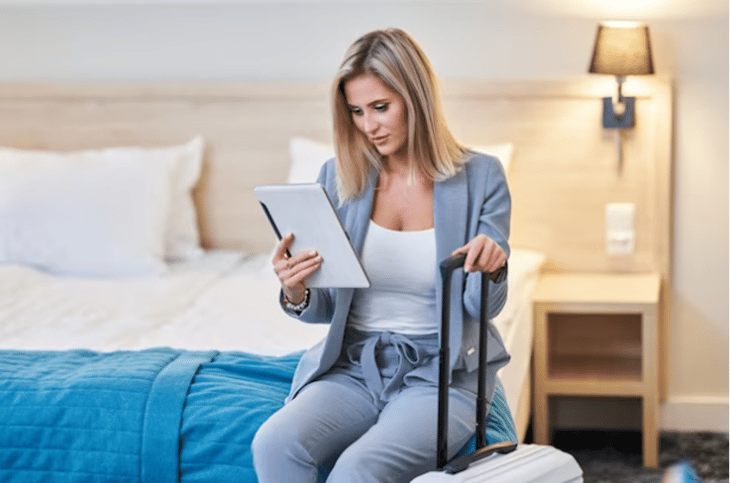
[348, 220, 437, 335]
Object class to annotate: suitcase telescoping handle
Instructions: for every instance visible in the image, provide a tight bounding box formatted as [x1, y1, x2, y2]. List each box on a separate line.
[437, 253, 517, 473]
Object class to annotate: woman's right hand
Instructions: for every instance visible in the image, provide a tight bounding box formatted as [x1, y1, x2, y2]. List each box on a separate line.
[272, 233, 323, 304]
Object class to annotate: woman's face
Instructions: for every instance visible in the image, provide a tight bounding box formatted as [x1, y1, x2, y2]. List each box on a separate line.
[344, 74, 408, 162]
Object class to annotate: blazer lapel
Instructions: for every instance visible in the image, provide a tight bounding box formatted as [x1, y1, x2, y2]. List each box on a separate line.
[319, 169, 378, 370]
[434, 167, 469, 266]
[434, 167, 469, 369]
[347, 168, 378, 255]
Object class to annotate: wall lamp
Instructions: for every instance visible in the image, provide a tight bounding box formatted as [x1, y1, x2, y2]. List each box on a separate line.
[589, 21, 654, 169]
[589, 21, 654, 128]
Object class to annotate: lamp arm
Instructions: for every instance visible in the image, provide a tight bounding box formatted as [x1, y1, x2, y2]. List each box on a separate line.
[616, 75, 626, 103]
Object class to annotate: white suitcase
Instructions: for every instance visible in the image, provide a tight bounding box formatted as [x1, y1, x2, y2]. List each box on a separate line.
[411, 444, 583, 483]
[425, 256, 583, 483]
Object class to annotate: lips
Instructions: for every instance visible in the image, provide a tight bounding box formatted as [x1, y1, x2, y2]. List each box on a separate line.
[371, 135, 388, 145]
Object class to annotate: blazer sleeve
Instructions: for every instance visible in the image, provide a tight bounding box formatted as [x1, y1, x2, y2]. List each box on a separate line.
[463, 156, 511, 320]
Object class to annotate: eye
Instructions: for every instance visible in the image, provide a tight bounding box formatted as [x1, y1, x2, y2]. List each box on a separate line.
[374, 103, 388, 112]
[349, 107, 363, 116]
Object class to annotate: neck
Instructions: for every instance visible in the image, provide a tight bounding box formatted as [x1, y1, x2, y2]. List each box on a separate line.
[382, 153, 410, 178]
[379, 161, 433, 192]
[382, 162, 407, 180]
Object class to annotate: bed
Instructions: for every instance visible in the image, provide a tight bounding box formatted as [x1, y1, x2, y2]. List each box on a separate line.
[0, 76, 672, 481]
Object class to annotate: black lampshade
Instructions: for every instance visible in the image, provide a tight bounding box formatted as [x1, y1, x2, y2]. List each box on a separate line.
[589, 22, 654, 76]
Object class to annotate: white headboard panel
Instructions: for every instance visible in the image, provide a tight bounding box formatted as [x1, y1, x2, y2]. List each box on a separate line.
[0, 77, 672, 280]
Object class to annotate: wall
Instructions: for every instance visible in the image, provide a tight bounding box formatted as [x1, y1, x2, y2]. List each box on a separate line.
[0, 0, 727, 432]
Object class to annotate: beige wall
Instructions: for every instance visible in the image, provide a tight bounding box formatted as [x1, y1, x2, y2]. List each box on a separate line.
[0, 0, 726, 431]
[652, 13, 728, 430]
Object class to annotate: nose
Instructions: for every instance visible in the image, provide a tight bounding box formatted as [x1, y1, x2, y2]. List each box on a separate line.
[362, 111, 378, 134]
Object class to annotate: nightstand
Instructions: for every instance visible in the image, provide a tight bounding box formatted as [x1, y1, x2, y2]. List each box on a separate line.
[532, 273, 662, 467]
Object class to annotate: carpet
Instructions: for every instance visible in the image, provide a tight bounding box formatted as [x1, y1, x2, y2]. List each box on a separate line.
[547, 430, 729, 483]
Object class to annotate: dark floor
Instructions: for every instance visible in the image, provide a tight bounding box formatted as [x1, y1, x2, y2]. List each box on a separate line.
[536, 429, 729, 483]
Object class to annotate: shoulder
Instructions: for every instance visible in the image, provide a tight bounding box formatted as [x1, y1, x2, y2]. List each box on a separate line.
[460, 151, 508, 189]
[317, 157, 338, 187]
[316, 157, 342, 206]
[318, 157, 337, 181]
[462, 150, 505, 176]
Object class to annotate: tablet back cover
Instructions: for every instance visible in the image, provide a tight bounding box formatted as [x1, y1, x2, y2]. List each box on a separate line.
[254, 183, 370, 288]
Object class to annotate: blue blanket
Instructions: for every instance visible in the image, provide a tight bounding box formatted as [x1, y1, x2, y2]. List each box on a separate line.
[0, 348, 515, 482]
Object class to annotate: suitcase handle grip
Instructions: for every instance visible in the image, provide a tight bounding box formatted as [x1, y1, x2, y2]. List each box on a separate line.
[439, 252, 468, 273]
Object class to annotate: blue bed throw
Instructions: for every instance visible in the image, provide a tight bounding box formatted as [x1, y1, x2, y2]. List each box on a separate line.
[0, 348, 515, 482]
[0, 348, 299, 483]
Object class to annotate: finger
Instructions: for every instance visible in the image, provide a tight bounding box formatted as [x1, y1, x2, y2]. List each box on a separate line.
[273, 233, 295, 262]
[288, 249, 319, 267]
[451, 240, 475, 272]
[472, 248, 498, 272]
[277, 250, 317, 278]
[451, 244, 469, 256]
[289, 255, 323, 280]
[281, 255, 322, 285]
[277, 251, 321, 284]
[274, 259, 288, 275]
[475, 243, 495, 272]
[479, 244, 506, 273]
[286, 262, 322, 288]
[469, 237, 495, 270]
[464, 244, 482, 272]
[451, 240, 478, 272]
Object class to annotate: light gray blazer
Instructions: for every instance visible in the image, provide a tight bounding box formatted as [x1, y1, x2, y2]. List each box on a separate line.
[285, 152, 512, 402]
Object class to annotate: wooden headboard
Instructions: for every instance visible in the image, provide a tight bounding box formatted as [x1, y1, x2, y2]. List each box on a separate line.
[0, 77, 672, 281]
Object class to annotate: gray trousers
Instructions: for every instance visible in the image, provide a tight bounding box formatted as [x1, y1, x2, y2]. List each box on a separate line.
[252, 328, 489, 483]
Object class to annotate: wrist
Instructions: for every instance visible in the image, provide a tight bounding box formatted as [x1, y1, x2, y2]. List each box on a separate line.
[283, 289, 306, 305]
[283, 289, 310, 314]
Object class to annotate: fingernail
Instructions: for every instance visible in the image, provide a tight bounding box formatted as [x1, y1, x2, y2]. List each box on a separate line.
[309, 250, 317, 256]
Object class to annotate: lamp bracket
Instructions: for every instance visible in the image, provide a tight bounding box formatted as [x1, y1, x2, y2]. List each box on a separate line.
[602, 96, 635, 129]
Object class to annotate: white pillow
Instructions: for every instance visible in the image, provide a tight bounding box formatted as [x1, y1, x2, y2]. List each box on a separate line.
[0, 137, 205, 263]
[288, 137, 334, 184]
[156, 136, 205, 261]
[469, 143, 514, 173]
[0, 159, 170, 277]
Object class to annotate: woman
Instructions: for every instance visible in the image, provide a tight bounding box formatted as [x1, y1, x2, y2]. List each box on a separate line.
[253, 28, 512, 482]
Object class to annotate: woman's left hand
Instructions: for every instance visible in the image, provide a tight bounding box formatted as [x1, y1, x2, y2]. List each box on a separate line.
[451, 234, 506, 273]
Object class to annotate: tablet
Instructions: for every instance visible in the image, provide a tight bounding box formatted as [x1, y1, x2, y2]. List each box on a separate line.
[254, 183, 370, 288]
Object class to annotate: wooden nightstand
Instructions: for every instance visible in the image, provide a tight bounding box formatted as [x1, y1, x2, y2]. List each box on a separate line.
[532, 273, 662, 467]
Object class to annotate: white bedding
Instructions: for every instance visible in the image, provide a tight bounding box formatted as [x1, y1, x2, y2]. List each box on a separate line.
[0, 251, 251, 351]
[0, 247, 543, 417]
[492, 249, 545, 418]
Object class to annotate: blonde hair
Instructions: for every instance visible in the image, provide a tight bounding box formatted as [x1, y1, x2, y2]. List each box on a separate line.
[332, 28, 467, 202]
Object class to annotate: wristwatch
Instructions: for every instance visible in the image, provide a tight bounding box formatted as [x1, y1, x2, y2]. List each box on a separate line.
[283, 289, 310, 314]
